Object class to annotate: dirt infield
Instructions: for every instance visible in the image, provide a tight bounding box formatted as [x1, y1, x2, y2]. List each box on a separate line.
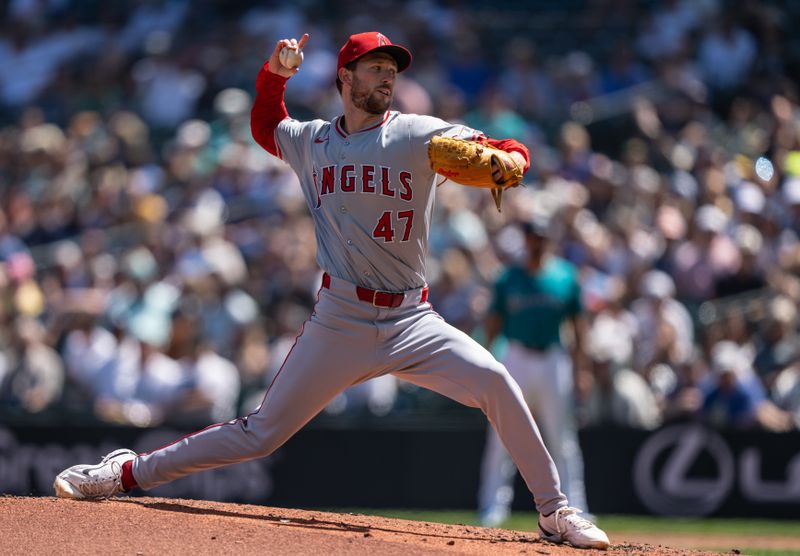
[0, 496, 741, 556]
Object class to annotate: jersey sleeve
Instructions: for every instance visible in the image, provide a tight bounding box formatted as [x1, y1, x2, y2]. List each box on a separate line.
[406, 115, 531, 174]
[250, 65, 289, 157]
[250, 62, 324, 171]
[409, 115, 486, 143]
[273, 118, 325, 171]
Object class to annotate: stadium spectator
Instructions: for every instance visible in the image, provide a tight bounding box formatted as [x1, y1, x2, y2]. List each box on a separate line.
[583, 311, 662, 430]
[0, 317, 64, 414]
[753, 296, 799, 388]
[630, 270, 694, 378]
[697, 13, 757, 93]
[700, 341, 793, 431]
[714, 224, 768, 298]
[0, 0, 798, 436]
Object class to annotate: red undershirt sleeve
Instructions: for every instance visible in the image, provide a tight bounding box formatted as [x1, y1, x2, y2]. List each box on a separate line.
[486, 138, 531, 173]
[250, 63, 290, 157]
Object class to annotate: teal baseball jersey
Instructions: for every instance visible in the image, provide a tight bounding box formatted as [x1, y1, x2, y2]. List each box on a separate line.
[491, 257, 582, 350]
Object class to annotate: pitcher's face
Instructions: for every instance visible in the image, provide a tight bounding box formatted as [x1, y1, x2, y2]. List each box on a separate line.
[349, 53, 397, 114]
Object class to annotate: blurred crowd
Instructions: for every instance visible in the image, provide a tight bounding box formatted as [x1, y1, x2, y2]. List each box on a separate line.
[2, 0, 800, 432]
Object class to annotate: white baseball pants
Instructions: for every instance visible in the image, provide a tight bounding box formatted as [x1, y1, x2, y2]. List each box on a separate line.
[133, 274, 568, 515]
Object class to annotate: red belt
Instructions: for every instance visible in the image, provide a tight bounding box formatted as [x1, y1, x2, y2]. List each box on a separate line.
[322, 273, 428, 308]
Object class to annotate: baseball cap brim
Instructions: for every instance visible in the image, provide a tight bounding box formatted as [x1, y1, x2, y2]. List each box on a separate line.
[349, 45, 411, 72]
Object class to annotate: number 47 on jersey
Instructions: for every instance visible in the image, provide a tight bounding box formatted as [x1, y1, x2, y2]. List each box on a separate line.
[373, 210, 414, 242]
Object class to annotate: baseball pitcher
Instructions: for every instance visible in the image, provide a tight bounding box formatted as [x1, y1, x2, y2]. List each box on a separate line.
[54, 31, 608, 550]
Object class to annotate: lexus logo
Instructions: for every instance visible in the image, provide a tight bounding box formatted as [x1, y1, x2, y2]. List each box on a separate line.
[633, 424, 735, 516]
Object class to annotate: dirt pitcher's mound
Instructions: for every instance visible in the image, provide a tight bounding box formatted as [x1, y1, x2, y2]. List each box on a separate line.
[1, 496, 721, 555]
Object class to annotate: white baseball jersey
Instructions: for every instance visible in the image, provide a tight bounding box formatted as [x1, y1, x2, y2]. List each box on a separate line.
[274, 112, 480, 291]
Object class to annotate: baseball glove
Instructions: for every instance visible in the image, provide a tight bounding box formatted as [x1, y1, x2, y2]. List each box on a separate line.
[428, 135, 524, 211]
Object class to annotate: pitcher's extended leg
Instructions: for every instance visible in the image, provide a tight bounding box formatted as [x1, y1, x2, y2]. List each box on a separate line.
[134, 314, 374, 489]
[387, 311, 567, 516]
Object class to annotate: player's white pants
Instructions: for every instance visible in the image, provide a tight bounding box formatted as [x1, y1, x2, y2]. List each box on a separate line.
[478, 341, 588, 518]
[133, 274, 568, 515]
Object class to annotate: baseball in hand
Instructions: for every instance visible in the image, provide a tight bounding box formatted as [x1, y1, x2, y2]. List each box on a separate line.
[279, 46, 304, 69]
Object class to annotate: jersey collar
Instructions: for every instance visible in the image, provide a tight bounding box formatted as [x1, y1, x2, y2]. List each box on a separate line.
[335, 111, 392, 138]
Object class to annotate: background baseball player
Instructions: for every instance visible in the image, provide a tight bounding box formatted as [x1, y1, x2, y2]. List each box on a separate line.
[53, 31, 609, 550]
[478, 218, 591, 526]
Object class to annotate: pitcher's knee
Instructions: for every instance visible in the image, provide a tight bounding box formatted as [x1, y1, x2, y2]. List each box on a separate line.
[232, 435, 279, 462]
[479, 363, 524, 405]
[232, 417, 283, 460]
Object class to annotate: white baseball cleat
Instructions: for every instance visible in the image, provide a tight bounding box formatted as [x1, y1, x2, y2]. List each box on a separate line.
[538, 506, 610, 550]
[53, 448, 137, 500]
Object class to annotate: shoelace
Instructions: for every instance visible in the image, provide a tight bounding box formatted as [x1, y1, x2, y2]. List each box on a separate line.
[553, 507, 594, 535]
[79, 461, 122, 499]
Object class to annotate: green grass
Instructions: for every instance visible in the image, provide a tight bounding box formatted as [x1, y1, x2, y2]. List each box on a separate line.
[595, 515, 800, 537]
[329, 509, 800, 537]
[324, 509, 800, 555]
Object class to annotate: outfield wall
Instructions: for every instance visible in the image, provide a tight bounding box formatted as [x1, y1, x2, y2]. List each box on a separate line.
[2, 423, 798, 518]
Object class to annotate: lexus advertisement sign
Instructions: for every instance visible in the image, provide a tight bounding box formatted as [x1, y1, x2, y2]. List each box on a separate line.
[2, 423, 799, 517]
[582, 423, 800, 517]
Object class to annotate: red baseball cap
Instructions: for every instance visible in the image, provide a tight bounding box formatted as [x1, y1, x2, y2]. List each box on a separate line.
[337, 32, 412, 72]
